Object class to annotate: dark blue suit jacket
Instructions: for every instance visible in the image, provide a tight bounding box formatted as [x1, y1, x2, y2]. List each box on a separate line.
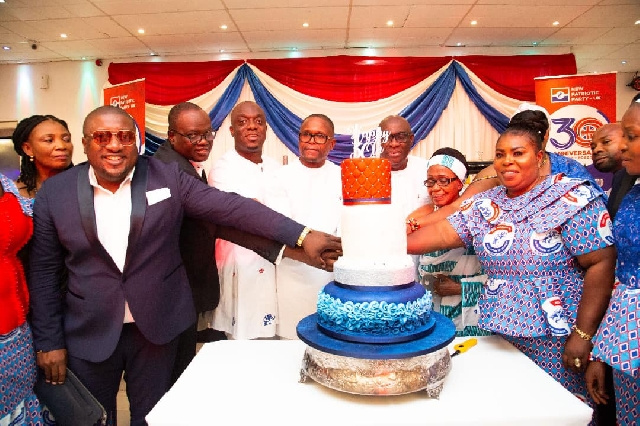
[28, 157, 304, 362]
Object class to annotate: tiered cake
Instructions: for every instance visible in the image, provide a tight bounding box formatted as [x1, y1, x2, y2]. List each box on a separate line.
[297, 157, 456, 396]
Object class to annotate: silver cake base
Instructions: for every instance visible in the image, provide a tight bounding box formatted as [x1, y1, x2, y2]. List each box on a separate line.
[299, 346, 451, 397]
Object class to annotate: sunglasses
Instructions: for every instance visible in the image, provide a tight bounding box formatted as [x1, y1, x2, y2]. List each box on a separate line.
[85, 130, 136, 147]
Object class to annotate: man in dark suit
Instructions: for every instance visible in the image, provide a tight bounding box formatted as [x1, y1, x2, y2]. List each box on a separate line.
[153, 102, 317, 384]
[590, 122, 631, 218]
[28, 105, 340, 426]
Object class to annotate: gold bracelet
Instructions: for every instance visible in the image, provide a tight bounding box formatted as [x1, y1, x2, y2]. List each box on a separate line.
[571, 324, 593, 341]
[471, 175, 498, 183]
[406, 218, 420, 233]
[296, 227, 311, 247]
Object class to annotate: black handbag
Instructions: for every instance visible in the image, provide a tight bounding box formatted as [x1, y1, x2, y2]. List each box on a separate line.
[34, 368, 107, 426]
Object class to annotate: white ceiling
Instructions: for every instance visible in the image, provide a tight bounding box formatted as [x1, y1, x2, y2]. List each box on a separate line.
[0, 0, 638, 74]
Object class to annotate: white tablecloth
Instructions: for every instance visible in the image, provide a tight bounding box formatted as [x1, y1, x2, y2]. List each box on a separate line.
[147, 336, 592, 425]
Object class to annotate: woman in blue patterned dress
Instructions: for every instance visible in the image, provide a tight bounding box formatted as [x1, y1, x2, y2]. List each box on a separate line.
[407, 106, 600, 230]
[416, 148, 492, 337]
[586, 99, 640, 425]
[407, 124, 616, 415]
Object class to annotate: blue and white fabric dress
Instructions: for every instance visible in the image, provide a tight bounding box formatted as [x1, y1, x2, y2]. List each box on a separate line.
[0, 173, 46, 425]
[591, 181, 640, 426]
[447, 174, 613, 407]
[418, 246, 492, 337]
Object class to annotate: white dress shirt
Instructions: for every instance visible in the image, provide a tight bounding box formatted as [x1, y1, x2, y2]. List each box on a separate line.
[88, 166, 135, 323]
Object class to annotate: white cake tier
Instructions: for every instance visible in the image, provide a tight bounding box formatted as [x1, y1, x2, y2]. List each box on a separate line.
[340, 203, 407, 259]
[334, 256, 415, 286]
[337, 202, 412, 286]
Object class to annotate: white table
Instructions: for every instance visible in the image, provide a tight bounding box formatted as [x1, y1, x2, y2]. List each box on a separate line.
[147, 336, 592, 425]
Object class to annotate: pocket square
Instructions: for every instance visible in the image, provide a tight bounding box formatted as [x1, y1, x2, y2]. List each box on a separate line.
[146, 187, 171, 205]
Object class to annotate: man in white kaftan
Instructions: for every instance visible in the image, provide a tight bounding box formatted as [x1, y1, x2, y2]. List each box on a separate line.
[390, 155, 430, 214]
[266, 114, 342, 339]
[380, 115, 431, 272]
[210, 101, 281, 340]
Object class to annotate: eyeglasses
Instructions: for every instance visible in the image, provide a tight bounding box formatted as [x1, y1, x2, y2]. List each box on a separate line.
[299, 131, 332, 144]
[170, 129, 216, 145]
[85, 130, 136, 147]
[424, 177, 459, 188]
[383, 132, 412, 144]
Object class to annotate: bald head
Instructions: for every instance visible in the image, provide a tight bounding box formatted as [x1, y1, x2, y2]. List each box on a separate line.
[83, 105, 135, 136]
[168, 102, 206, 129]
[590, 123, 624, 173]
[81, 105, 138, 193]
[230, 101, 265, 123]
[379, 115, 411, 132]
[379, 115, 414, 171]
[229, 101, 268, 163]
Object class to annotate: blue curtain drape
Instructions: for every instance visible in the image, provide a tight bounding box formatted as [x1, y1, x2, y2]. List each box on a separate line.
[208, 65, 247, 130]
[401, 64, 457, 147]
[454, 62, 509, 133]
[144, 61, 511, 161]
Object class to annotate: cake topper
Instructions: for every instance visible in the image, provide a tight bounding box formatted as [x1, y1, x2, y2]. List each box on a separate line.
[351, 124, 389, 158]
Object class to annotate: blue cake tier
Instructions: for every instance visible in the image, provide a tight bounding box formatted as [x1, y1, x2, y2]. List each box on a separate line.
[297, 311, 456, 360]
[316, 281, 433, 344]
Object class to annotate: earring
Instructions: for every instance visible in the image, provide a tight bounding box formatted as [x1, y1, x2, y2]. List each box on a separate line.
[29, 155, 34, 162]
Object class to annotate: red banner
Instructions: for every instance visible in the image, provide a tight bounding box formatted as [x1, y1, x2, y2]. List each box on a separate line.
[104, 78, 146, 154]
[534, 72, 616, 166]
[108, 54, 577, 104]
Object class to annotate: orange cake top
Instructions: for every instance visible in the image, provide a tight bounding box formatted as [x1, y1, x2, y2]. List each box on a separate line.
[341, 158, 391, 205]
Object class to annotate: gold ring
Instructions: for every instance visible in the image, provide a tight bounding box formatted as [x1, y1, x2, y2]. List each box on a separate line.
[573, 358, 582, 368]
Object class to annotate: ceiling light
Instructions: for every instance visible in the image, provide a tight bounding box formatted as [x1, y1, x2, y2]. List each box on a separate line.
[150, 52, 157, 56]
[635, 20, 640, 25]
[552, 21, 559, 26]
[302, 22, 309, 28]
[2, 46, 10, 50]
[220, 49, 225, 53]
[622, 60, 627, 64]
[470, 20, 477, 26]
[386, 20, 393, 26]
[60, 33, 67, 38]
[533, 41, 538, 46]
[220, 24, 227, 30]
[457, 42, 462, 46]
[81, 56, 86, 60]
[138, 29, 145, 34]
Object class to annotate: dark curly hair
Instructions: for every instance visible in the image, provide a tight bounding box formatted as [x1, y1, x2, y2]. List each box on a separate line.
[501, 124, 544, 151]
[12, 114, 71, 194]
[506, 110, 548, 151]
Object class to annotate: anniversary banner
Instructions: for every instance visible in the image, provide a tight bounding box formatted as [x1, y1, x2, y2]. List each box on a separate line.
[534, 72, 616, 164]
[103, 78, 146, 154]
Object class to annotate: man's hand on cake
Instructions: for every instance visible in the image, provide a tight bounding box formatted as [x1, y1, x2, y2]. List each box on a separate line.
[320, 248, 342, 272]
[283, 243, 341, 271]
[433, 274, 461, 297]
[299, 229, 342, 269]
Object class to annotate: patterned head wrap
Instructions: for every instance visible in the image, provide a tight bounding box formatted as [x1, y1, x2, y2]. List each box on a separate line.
[427, 154, 467, 183]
